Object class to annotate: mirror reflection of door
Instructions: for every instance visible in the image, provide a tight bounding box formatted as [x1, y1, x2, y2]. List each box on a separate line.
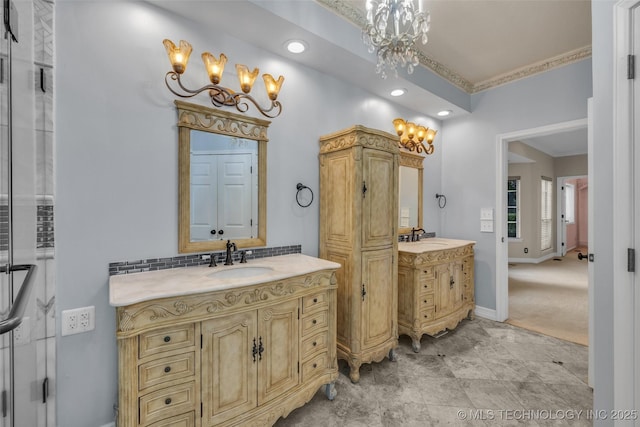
[190, 131, 258, 242]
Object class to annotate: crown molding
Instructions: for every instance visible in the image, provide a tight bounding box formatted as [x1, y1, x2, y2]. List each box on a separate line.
[470, 45, 592, 93]
[317, 0, 592, 95]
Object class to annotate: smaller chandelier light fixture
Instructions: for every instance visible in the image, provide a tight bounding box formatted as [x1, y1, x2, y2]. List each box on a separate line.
[393, 118, 437, 154]
[363, 0, 431, 79]
[163, 39, 285, 118]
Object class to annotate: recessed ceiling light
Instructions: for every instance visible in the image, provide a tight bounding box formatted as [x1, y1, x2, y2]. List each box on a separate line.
[437, 110, 452, 117]
[390, 88, 406, 97]
[286, 40, 307, 54]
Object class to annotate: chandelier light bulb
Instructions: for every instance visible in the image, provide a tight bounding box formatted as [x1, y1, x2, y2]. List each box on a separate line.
[363, 0, 430, 79]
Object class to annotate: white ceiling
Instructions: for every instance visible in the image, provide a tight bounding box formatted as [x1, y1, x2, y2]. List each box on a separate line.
[150, 0, 591, 156]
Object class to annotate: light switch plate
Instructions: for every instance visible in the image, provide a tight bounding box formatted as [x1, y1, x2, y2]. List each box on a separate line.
[480, 220, 494, 232]
[480, 208, 494, 220]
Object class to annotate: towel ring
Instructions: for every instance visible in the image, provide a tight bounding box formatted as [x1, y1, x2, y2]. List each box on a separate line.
[296, 183, 314, 208]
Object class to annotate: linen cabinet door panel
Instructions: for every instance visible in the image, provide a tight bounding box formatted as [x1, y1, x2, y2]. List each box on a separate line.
[361, 248, 396, 350]
[257, 299, 300, 405]
[435, 263, 452, 318]
[321, 150, 356, 248]
[322, 249, 353, 347]
[201, 311, 258, 426]
[362, 149, 396, 249]
[451, 260, 464, 310]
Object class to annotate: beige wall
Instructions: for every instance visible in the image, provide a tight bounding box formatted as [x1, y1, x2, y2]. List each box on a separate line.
[555, 154, 587, 177]
[508, 141, 556, 260]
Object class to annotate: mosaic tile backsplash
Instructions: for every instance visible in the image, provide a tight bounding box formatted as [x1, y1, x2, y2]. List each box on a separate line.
[109, 245, 302, 276]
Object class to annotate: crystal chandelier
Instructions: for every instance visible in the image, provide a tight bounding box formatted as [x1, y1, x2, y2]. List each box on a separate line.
[363, 0, 431, 79]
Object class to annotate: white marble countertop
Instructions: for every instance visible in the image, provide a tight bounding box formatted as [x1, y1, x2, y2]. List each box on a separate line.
[109, 253, 341, 307]
[398, 238, 476, 254]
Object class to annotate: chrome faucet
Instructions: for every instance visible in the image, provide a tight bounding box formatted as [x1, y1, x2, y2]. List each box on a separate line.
[411, 228, 426, 242]
[224, 240, 237, 265]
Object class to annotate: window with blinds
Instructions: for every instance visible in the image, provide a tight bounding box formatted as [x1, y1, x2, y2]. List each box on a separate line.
[507, 177, 520, 239]
[541, 177, 553, 251]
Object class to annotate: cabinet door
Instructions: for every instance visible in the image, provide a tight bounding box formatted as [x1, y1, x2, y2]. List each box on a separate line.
[435, 261, 463, 318]
[320, 149, 355, 248]
[202, 311, 257, 426]
[361, 248, 395, 350]
[362, 149, 396, 248]
[257, 299, 300, 405]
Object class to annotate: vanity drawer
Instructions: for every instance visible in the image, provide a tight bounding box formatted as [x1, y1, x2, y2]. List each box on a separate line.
[301, 351, 328, 382]
[418, 278, 434, 294]
[419, 308, 436, 324]
[139, 381, 196, 426]
[301, 310, 328, 337]
[139, 351, 196, 391]
[139, 324, 196, 359]
[302, 292, 328, 313]
[301, 330, 328, 360]
[418, 294, 434, 308]
[418, 267, 434, 280]
[148, 411, 195, 427]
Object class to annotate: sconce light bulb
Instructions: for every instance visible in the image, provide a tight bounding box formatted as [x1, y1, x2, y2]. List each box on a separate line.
[163, 39, 192, 74]
[236, 64, 259, 94]
[202, 52, 227, 85]
[392, 118, 406, 136]
[263, 74, 285, 101]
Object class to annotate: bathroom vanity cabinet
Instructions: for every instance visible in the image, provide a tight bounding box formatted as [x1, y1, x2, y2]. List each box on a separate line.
[319, 125, 399, 383]
[397, 239, 475, 352]
[110, 254, 339, 427]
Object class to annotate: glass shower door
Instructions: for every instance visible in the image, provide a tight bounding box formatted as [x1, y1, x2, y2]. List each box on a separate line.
[0, 0, 43, 426]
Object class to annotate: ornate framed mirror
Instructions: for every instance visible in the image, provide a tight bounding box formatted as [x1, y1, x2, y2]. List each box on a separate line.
[176, 100, 268, 253]
[398, 150, 424, 235]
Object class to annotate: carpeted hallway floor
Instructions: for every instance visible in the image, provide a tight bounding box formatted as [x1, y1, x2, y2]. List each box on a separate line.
[507, 248, 588, 346]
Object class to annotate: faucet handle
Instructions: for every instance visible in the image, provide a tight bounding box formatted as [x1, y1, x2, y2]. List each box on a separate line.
[209, 253, 217, 267]
[240, 251, 247, 264]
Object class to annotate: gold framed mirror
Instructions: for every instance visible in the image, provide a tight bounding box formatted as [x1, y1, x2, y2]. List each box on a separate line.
[176, 100, 268, 253]
[398, 150, 424, 235]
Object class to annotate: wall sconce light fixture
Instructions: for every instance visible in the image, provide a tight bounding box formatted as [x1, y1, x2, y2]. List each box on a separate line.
[392, 118, 437, 154]
[163, 39, 285, 118]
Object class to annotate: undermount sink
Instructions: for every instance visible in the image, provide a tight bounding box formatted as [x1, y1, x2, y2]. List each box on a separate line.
[207, 266, 274, 279]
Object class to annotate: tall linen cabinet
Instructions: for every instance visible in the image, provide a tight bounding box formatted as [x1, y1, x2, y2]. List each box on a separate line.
[319, 125, 399, 383]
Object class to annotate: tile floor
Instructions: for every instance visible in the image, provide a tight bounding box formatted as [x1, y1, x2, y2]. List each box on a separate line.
[275, 317, 593, 426]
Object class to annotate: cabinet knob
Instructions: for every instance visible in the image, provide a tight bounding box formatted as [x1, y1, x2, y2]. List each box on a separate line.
[313, 298, 318, 303]
[313, 363, 317, 368]
[312, 319, 317, 325]
[163, 336, 171, 343]
[423, 300, 427, 303]
[312, 341, 317, 347]
[165, 398, 172, 405]
[164, 366, 171, 373]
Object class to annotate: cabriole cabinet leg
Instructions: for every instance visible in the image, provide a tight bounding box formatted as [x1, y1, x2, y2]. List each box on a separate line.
[324, 382, 337, 401]
[388, 348, 397, 362]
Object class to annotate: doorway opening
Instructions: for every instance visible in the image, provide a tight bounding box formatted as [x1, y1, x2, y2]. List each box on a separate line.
[495, 118, 591, 349]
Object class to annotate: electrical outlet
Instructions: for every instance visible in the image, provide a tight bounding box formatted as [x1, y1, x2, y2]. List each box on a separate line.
[13, 316, 30, 345]
[524, 247, 529, 254]
[62, 306, 95, 336]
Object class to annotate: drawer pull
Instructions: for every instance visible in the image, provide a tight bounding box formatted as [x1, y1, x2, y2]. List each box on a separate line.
[312, 341, 317, 347]
[163, 336, 171, 343]
[164, 366, 171, 373]
[165, 398, 172, 405]
[313, 298, 318, 303]
[312, 319, 317, 325]
[313, 363, 317, 368]
[423, 300, 427, 303]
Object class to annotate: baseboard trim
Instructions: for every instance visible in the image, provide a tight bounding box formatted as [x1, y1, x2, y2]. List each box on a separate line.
[508, 252, 559, 264]
[474, 305, 498, 321]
